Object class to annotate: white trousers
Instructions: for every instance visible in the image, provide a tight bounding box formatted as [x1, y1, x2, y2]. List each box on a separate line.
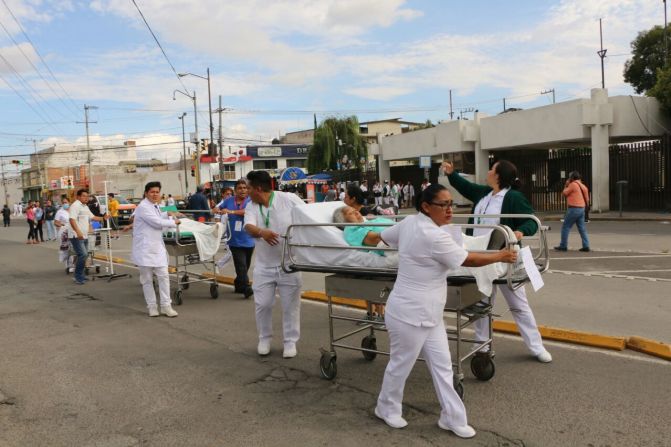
[475, 284, 545, 355]
[252, 266, 302, 345]
[138, 266, 171, 308]
[375, 196, 383, 206]
[377, 315, 468, 427]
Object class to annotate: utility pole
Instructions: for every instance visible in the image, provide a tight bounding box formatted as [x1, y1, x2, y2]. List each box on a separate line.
[178, 112, 188, 193]
[665, 0, 668, 65]
[26, 138, 44, 200]
[503, 97, 506, 112]
[597, 18, 607, 89]
[449, 89, 454, 120]
[541, 88, 556, 103]
[459, 107, 475, 120]
[217, 95, 224, 183]
[77, 105, 98, 192]
[1, 156, 7, 206]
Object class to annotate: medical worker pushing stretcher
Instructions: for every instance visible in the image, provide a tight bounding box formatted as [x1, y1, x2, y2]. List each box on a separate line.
[375, 184, 517, 438]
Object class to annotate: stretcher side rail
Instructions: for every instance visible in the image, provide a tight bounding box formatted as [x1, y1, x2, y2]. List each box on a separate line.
[281, 220, 533, 290]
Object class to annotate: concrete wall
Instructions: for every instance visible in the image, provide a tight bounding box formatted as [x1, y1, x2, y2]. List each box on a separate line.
[102, 170, 186, 199]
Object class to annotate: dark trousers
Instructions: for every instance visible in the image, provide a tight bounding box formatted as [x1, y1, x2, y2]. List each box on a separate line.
[230, 246, 254, 293]
[35, 221, 44, 241]
[27, 220, 35, 240]
[70, 237, 89, 282]
[3, 216, 9, 227]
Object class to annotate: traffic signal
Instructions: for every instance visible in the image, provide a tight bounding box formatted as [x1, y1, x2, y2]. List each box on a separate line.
[190, 165, 195, 177]
[200, 139, 207, 153]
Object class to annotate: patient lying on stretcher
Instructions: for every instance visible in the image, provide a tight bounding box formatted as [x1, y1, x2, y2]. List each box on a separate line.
[332, 206, 394, 256]
[331, 204, 509, 297]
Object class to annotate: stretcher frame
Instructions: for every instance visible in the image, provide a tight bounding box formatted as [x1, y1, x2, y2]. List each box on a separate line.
[281, 213, 549, 398]
[163, 211, 231, 305]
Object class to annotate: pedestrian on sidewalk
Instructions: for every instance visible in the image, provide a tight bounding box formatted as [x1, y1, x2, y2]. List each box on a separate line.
[555, 171, 590, 252]
[107, 193, 120, 239]
[55, 199, 70, 265]
[442, 160, 552, 363]
[34, 202, 45, 242]
[131, 182, 181, 317]
[44, 200, 57, 240]
[244, 170, 305, 359]
[25, 202, 37, 244]
[69, 189, 108, 285]
[213, 179, 255, 298]
[2, 204, 10, 227]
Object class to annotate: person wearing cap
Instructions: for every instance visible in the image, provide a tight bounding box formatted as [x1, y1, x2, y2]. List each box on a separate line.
[442, 160, 552, 363]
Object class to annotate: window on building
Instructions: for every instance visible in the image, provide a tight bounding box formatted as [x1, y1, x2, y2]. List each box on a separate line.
[286, 159, 306, 168]
[223, 164, 236, 180]
[253, 160, 278, 170]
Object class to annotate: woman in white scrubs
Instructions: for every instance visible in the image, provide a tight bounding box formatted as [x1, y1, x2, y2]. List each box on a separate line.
[375, 184, 517, 438]
[443, 160, 552, 363]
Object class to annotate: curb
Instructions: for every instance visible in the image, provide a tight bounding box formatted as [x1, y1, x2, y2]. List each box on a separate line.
[626, 336, 671, 360]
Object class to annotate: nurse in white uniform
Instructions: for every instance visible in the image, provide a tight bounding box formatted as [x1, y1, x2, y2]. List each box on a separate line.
[244, 170, 305, 359]
[443, 160, 552, 363]
[132, 181, 181, 318]
[375, 184, 517, 438]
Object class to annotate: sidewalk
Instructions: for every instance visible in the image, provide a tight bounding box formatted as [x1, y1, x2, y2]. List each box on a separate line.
[446, 206, 671, 222]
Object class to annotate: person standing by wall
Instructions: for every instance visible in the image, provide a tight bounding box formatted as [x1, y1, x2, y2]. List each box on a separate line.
[244, 170, 305, 358]
[131, 181, 181, 317]
[555, 171, 591, 252]
[44, 200, 57, 241]
[214, 179, 255, 298]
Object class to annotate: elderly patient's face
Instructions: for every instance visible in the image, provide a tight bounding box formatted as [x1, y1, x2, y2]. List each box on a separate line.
[342, 206, 364, 223]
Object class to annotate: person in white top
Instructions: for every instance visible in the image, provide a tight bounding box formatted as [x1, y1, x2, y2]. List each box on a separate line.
[131, 181, 182, 317]
[68, 189, 108, 284]
[54, 198, 71, 265]
[372, 182, 383, 206]
[167, 194, 176, 207]
[244, 170, 305, 359]
[375, 184, 517, 438]
[442, 160, 551, 363]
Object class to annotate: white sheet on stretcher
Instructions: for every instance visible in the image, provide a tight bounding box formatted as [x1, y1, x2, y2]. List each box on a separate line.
[173, 218, 225, 261]
[290, 203, 511, 296]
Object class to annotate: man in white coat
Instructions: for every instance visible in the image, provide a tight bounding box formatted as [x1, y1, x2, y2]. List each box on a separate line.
[244, 170, 305, 358]
[132, 181, 181, 317]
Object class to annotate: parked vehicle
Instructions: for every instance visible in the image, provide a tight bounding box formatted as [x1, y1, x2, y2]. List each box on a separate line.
[95, 195, 137, 224]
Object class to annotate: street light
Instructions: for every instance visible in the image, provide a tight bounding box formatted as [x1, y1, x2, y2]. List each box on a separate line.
[178, 112, 188, 194]
[173, 88, 200, 186]
[178, 68, 214, 161]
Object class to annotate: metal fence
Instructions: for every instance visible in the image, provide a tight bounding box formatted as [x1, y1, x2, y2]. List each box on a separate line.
[609, 137, 671, 211]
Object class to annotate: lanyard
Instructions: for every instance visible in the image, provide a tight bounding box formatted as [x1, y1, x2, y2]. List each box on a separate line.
[235, 197, 246, 210]
[258, 192, 274, 228]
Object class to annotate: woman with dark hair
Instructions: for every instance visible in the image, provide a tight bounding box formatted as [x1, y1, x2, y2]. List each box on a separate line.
[555, 171, 590, 252]
[375, 184, 517, 438]
[442, 160, 552, 363]
[344, 184, 378, 216]
[214, 179, 255, 298]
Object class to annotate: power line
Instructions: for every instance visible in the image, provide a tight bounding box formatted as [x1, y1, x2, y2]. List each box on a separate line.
[130, 0, 190, 93]
[0, 0, 80, 112]
[0, 16, 80, 118]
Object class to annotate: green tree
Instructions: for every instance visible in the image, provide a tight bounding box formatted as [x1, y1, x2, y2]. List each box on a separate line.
[648, 65, 671, 113]
[307, 116, 367, 173]
[624, 25, 669, 94]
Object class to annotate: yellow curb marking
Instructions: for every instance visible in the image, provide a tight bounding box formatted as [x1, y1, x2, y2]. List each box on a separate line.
[626, 336, 671, 361]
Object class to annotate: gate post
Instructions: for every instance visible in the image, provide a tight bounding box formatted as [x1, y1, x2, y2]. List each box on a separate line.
[583, 88, 613, 212]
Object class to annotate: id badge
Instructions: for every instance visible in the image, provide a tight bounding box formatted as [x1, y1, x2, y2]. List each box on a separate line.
[234, 220, 242, 232]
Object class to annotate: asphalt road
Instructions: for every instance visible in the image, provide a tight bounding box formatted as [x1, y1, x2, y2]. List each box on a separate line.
[0, 217, 670, 446]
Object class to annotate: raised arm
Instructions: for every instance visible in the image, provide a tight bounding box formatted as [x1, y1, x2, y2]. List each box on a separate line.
[442, 161, 490, 203]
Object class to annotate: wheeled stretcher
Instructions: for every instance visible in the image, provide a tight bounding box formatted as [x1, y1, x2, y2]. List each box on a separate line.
[163, 215, 230, 305]
[281, 204, 549, 398]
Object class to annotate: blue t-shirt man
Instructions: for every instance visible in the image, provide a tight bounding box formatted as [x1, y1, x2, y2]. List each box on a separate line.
[220, 196, 255, 248]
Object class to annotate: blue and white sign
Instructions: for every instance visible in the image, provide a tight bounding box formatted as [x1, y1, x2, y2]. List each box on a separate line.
[419, 156, 432, 168]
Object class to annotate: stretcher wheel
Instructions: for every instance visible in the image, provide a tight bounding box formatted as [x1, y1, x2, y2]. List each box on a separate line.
[174, 290, 183, 306]
[181, 275, 189, 290]
[95, 266, 101, 273]
[319, 353, 337, 380]
[210, 283, 219, 299]
[85, 267, 90, 275]
[361, 336, 377, 361]
[453, 378, 464, 401]
[470, 354, 495, 381]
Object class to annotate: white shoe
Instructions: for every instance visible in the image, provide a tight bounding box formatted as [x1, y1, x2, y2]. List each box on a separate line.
[283, 343, 297, 359]
[536, 350, 553, 363]
[374, 407, 408, 429]
[148, 306, 159, 317]
[438, 421, 476, 438]
[160, 306, 178, 317]
[257, 339, 271, 356]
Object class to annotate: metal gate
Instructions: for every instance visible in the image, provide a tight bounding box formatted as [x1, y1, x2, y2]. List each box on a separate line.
[609, 136, 671, 211]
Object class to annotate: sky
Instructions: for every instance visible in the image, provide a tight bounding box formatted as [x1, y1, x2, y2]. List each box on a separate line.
[0, 0, 664, 164]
